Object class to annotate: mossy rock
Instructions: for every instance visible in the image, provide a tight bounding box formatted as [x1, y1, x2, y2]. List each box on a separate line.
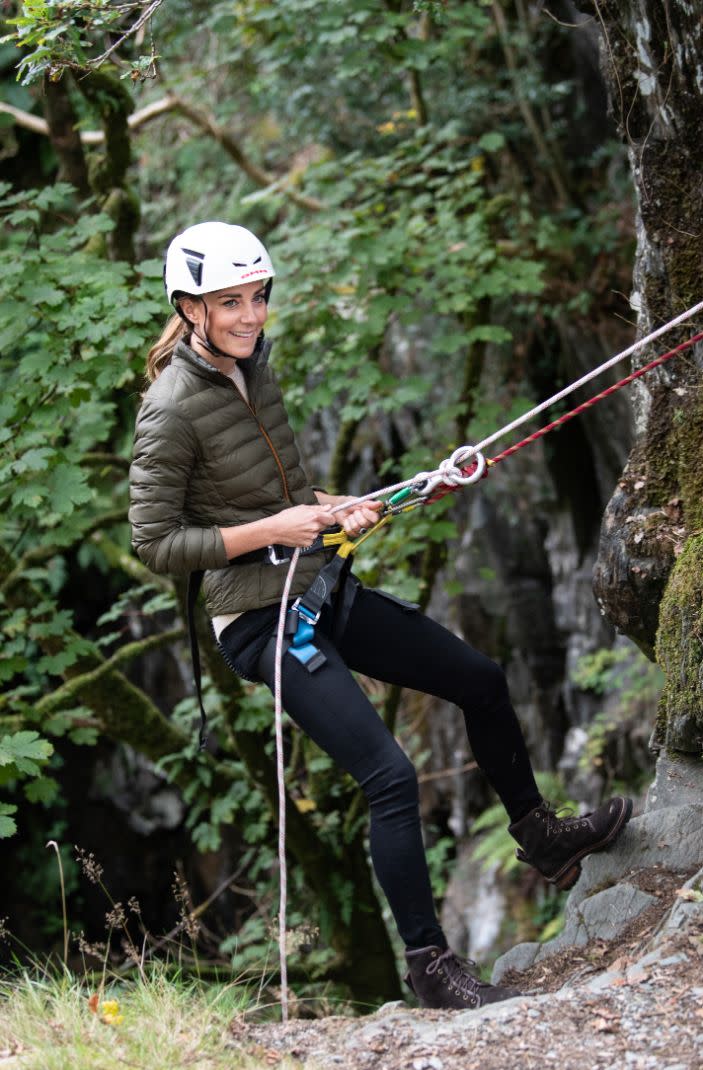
[675, 382, 703, 533]
[655, 534, 703, 754]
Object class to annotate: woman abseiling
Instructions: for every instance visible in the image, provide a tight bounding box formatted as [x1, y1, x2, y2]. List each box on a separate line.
[128, 221, 633, 1010]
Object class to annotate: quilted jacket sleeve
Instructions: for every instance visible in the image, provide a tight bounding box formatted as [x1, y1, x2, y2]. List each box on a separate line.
[129, 400, 229, 576]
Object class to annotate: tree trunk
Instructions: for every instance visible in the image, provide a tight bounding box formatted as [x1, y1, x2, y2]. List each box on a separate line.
[76, 68, 140, 261]
[581, 1, 703, 754]
[42, 75, 90, 195]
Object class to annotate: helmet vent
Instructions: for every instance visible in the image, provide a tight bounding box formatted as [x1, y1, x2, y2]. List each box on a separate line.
[181, 247, 205, 287]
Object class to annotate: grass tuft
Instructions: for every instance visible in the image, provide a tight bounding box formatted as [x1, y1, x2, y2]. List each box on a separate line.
[0, 963, 294, 1070]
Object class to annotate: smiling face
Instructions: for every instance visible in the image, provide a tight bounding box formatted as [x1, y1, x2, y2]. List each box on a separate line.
[179, 280, 269, 365]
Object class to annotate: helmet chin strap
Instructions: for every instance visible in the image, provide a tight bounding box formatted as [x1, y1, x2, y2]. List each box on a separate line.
[191, 325, 239, 363]
[195, 298, 239, 362]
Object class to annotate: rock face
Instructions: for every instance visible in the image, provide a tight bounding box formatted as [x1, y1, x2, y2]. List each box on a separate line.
[558, 882, 659, 948]
[645, 753, 703, 812]
[491, 797, 703, 985]
[440, 851, 507, 962]
[587, 0, 703, 746]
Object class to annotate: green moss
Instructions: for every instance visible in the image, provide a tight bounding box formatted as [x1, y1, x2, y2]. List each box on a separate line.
[676, 384, 703, 532]
[642, 386, 703, 513]
[83, 232, 107, 258]
[103, 187, 140, 261]
[655, 534, 703, 755]
[640, 390, 678, 507]
[79, 67, 133, 187]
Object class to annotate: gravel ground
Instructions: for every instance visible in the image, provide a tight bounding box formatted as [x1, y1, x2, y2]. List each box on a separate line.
[229, 929, 703, 1070]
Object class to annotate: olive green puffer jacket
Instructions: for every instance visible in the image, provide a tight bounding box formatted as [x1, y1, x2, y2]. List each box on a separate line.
[129, 339, 334, 616]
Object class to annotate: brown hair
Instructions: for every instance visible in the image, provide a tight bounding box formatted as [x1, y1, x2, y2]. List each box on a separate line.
[145, 313, 189, 383]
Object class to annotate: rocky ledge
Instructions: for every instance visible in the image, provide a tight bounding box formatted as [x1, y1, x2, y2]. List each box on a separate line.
[229, 756, 703, 1070]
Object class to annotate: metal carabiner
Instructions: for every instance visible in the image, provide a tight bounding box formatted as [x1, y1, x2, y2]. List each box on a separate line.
[450, 449, 486, 486]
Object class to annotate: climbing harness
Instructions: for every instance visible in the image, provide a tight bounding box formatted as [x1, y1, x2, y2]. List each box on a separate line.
[264, 523, 387, 676]
[186, 527, 355, 748]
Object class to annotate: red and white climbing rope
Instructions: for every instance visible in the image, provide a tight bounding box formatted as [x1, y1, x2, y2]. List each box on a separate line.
[342, 297, 703, 509]
[424, 326, 703, 502]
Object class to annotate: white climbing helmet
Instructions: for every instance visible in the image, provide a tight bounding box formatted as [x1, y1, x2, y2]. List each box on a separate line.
[164, 221, 275, 305]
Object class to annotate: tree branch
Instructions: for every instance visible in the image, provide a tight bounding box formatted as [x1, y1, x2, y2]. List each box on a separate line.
[418, 759, 477, 784]
[33, 627, 184, 716]
[42, 74, 90, 194]
[1, 94, 324, 212]
[166, 95, 324, 213]
[408, 67, 429, 126]
[81, 451, 131, 472]
[90, 0, 164, 67]
[491, 0, 569, 205]
[90, 531, 172, 592]
[0, 101, 49, 135]
[0, 97, 174, 144]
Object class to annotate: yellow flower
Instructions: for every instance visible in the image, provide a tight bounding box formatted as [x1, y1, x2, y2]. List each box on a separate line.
[294, 798, 316, 813]
[100, 999, 124, 1026]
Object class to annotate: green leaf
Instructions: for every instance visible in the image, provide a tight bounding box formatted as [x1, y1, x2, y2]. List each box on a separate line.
[0, 803, 18, 839]
[12, 447, 53, 474]
[0, 655, 28, 683]
[0, 731, 54, 777]
[24, 775, 60, 804]
[47, 465, 93, 515]
[477, 131, 506, 153]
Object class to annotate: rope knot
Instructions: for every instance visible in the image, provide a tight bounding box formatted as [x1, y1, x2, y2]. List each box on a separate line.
[414, 447, 486, 498]
[437, 456, 466, 485]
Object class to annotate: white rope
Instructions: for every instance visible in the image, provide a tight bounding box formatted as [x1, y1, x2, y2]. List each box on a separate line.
[268, 296, 703, 1015]
[273, 547, 300, 1024]
[340, 297, 703, 509]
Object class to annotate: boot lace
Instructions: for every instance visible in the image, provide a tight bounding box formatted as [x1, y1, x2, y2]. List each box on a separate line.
[425, 948, 482, 1005]
[540, 800, 590, 837]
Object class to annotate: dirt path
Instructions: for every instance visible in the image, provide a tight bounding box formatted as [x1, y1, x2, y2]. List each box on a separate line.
[229, 929, 703, 1070]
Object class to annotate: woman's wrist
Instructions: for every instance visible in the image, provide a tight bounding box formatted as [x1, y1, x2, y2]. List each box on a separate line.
[218, 515, 277, 559]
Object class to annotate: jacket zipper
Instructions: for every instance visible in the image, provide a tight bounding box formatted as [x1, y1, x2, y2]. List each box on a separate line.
[228, 379, 292, 503]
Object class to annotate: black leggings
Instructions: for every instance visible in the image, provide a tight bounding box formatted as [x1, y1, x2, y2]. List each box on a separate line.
[218, 586, 541, 950]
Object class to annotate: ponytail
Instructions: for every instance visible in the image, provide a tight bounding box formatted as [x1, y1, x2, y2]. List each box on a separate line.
[145, 313, 189, 383]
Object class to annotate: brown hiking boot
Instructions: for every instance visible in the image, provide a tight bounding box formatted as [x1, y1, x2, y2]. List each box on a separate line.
[405, 945, 521, 1010]
[509, 795, 633, 890]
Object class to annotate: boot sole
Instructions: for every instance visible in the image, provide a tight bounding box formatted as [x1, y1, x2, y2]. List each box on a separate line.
[550, 796, 634, 891]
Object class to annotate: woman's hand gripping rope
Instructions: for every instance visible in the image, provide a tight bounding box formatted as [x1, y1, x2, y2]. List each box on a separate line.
[333, 498, 384, 537]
